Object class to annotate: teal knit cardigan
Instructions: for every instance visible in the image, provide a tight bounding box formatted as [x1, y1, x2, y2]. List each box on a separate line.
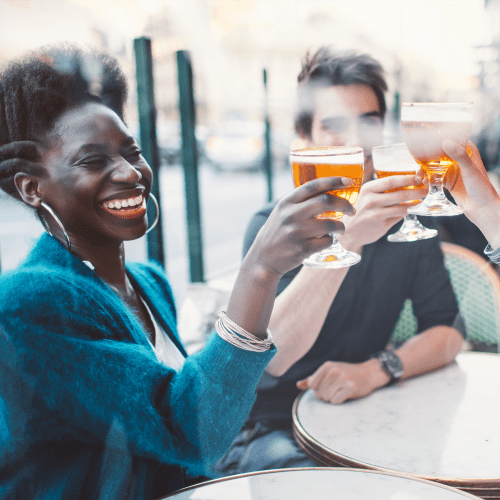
[0, 234, 275, 500]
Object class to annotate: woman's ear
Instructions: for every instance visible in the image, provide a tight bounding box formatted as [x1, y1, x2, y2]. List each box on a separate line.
[14, 172, 44, 208]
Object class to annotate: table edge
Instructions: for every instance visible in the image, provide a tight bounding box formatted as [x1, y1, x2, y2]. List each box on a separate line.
[291, 388, 500, 489]
[158, 466, 482, 499]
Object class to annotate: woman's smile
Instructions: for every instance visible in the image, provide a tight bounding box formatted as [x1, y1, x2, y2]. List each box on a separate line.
[35, 102, 154, 246]
[100, 193, 147, 219]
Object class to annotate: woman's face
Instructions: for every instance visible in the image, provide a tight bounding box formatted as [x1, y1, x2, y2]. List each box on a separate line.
[37, 102, 153, 248]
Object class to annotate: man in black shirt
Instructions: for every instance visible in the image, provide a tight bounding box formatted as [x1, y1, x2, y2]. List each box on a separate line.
[215, 46, 463, 475]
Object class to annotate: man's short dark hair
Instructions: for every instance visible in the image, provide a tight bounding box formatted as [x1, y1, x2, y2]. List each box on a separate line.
[294, 46, 388, 138]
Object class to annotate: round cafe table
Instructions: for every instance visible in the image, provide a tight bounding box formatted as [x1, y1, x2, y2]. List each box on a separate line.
[292, 352, 500, 499]
[160, 468, 480, 499]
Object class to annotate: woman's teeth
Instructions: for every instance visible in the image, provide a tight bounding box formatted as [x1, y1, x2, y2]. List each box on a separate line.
[103, 195, 143, 210]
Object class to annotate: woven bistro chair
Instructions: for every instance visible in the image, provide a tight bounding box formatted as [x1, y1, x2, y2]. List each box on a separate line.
[390, 242, 500, 352]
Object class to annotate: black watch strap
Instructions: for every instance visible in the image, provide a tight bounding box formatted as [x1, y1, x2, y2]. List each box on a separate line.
[373, 350, 403, 386]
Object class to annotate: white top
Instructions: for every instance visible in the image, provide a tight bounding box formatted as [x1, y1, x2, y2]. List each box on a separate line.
[141, 296, 186, 371]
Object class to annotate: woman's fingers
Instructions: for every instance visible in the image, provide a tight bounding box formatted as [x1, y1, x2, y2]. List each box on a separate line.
[442, 140, 491, 197]
[442, 140, 474, 169]
[284, 177, 356, 217]
[290, 177, 353, 202]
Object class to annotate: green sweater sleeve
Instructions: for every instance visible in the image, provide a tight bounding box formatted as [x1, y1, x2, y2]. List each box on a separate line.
[166, 333, 275, 475]
[0, 269, 274, 478]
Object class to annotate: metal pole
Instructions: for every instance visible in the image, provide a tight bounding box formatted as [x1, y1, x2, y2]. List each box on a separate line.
[263, 68, 273, 202]
[176, 50, 204, 283]
[133, 37, 166, 267]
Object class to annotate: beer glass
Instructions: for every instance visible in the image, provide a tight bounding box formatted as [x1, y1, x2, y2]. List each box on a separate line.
[401, 102, 473, 216]
[372, 143, 438, 242]
[290, 147, 364, 268]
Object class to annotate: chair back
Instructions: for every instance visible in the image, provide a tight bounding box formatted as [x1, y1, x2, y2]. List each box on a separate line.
[390, 242, 500, 351]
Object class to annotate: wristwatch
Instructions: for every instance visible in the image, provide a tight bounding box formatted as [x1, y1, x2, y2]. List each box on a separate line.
[374, 350, 403, 386]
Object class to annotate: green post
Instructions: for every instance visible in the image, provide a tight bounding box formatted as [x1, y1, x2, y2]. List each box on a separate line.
[393, 90, 401, 123]
[133, 37, 165, 267]
[176, 50, 204, 283]
[263, 68, 273, 202]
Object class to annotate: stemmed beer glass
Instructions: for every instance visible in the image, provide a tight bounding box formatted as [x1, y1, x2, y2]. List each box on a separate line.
[372, 143, 438, 242]
[401, 102, 473, 216]
[290, 147, 364, 268]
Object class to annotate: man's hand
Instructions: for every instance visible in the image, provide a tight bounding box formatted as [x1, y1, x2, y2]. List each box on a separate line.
[296, 359, 389, 405]
[339, 175, 427, 253]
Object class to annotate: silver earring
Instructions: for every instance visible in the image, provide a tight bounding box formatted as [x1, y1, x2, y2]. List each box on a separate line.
[145, 193, 159, 234]
[38, 201, 71, 251]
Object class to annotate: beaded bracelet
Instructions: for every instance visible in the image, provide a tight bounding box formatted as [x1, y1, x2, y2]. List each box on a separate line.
[484, 243, 500, 265]
[215, 311, 273, 352]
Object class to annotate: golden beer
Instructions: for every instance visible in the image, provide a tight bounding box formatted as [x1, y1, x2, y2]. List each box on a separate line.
[401, 120, 472, 176]
[372, 142, 438, 242]
[289, 146, 364, 268]
[374, 165, 425, 204]
[292, 161, 363, 220]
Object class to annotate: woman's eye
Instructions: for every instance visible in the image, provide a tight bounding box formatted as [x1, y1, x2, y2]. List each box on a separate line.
[126, 148, 143, 159]
[78, 156, 108, 167]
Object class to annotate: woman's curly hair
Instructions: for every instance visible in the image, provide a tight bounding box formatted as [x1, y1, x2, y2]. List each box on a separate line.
[0, 44, 128, 200]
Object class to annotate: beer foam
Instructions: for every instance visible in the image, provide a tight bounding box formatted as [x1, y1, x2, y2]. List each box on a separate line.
[374, 160, 417, 172]
[401, 103, 473, 123]
[373, 150, 418, 172]
[290, 148, 363, 165]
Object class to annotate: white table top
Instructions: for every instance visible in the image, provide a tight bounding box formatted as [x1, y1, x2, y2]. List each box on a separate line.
[162, 468, 480, 499]
[294, 352, 500, 480]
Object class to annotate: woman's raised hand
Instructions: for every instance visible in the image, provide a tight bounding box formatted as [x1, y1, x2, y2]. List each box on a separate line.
[245, 176, 355, 278]
[416, 140, 500, 248]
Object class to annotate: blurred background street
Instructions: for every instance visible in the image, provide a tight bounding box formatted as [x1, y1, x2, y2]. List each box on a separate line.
[0, 0, 499, 302]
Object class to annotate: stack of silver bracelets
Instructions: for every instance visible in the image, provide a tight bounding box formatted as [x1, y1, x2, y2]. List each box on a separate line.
[215, 311, 273, 352]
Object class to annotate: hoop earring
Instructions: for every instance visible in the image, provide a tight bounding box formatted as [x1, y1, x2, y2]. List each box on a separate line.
[145, 193, 159, 234]
[38, 201, 71, 251]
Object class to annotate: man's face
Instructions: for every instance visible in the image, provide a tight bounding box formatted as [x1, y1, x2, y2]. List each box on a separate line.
[302, 84, 384, 182]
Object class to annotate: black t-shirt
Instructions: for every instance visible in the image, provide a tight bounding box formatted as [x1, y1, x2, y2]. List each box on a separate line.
[243, 200, 461, 428]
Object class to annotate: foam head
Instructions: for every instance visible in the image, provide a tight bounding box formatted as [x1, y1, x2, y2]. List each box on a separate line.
[401, 102, 473, 123]
[372, 143, 418, 172]
[290, 146, 364, 165]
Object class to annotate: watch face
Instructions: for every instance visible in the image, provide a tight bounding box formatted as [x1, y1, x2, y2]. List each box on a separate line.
[380, 350, 403, 379]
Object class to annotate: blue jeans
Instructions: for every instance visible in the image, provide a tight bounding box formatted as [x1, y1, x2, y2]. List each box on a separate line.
[213, 423, 318, 476]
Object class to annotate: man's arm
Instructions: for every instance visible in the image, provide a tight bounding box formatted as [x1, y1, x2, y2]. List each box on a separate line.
[297, 232, 463, 404]
[296, 325, 463, 404]
[394, 325, 463, 379]
[259, 174, 429, 376]
[266, 266, 349, 376]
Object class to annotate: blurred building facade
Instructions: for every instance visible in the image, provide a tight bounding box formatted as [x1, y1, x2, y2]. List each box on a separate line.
[0, 0, 488, 137]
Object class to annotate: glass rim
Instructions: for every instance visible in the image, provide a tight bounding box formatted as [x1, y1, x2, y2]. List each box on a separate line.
[372, 143, 408, 152]
[290, 146, 363, 157]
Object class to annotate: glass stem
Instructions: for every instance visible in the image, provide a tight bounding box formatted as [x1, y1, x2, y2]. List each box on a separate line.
[329, 232, 346, 256]
[427, 172, 447, 202]
[400, 214, 419, 234]
[330, 232, 339, 248]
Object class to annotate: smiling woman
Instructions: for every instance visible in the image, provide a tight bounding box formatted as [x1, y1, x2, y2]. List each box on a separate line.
[0, 44, 357, 499]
